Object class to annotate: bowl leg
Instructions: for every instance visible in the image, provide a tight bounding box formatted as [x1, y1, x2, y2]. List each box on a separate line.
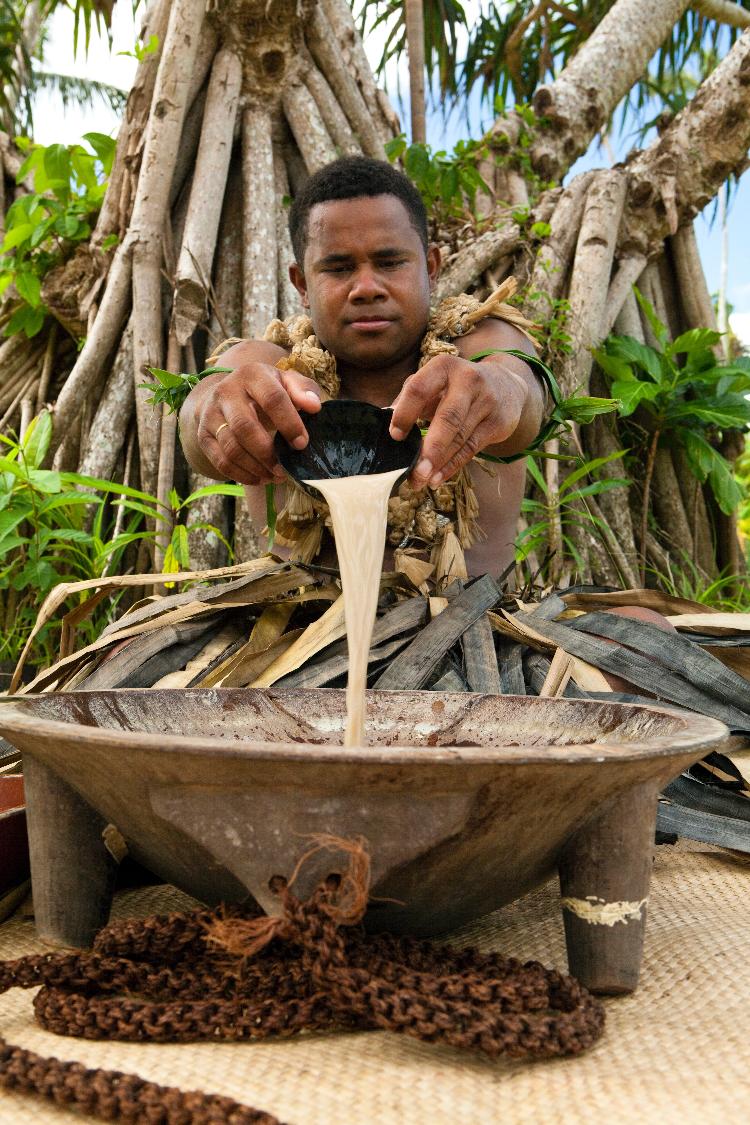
[25, 755, 117, 948]
[558, 781, 658, 995]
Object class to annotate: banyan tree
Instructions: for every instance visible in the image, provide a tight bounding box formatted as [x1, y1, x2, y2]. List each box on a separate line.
[3, 0, 750, 587]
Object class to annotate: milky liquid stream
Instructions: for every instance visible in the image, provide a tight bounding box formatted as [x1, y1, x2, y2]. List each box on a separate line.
[303, 468, 403, 748]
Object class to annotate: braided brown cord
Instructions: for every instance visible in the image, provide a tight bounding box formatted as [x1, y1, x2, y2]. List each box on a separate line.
[0, 843, 605, 1123]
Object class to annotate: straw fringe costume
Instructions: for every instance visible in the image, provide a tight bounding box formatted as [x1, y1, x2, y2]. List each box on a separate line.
[211, 279, 539, 581]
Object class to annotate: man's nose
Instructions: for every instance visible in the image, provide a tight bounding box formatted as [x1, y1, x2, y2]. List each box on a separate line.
[349, 266, 387, 301]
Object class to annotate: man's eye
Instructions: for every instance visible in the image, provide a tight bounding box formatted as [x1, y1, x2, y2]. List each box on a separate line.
[380, 259, 405, 269]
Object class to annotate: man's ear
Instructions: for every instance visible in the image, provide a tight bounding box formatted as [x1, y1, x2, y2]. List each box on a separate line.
[427, 244, 441, 290]
[289, 263, 309, 308]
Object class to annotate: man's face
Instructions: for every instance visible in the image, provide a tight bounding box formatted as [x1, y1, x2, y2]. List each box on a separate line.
[289, 194, 440, 375]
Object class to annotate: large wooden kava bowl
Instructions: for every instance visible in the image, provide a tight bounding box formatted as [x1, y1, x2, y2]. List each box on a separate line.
[0, 689, 728, 994]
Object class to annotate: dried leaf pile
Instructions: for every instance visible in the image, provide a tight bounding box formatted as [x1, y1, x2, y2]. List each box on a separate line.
[9, 557, 750, 708]
[10, 557, 750, 851]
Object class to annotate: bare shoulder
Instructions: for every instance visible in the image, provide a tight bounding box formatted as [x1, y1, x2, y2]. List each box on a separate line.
[213, 337, 290, 370]
[454, 317, 537, 361]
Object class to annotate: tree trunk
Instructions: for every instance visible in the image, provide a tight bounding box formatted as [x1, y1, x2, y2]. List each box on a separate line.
[2, 0, 746, 591]
[404, 0, 427, 144]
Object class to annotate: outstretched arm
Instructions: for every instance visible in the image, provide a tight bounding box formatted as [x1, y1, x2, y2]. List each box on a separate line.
[388, 318, 545, 490]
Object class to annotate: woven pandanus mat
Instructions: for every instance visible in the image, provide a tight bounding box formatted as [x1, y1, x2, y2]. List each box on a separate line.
[1, 841, 748, 1125]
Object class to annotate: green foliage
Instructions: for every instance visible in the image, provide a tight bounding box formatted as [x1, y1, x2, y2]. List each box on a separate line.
[0, 0, 31, 133]
[733, 443, 750, 562]
[647, 552, 750, 612]
[385, 134, 492, 226]
[65, 0, 141, 53]
[594, 287, 750, 515]
[357, 0, 468, 104]
[359, 1, 743, 149]
[0, 133, 116, 339]
[515, 449, 630, 572]
[0, 411, 242, 670]
[117, 32, 159, 63]
[490, 103, 555, 200]
[141, 366, 232, 415]
[0, 1, 141, 134]
[468, 348, 620, 463]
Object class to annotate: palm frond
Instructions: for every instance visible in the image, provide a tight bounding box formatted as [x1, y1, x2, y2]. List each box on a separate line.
[31, 66, 127, 114]
[0, 0, 32, 133]
[356, 0, 468, 107]
[357, 0, 750, 142]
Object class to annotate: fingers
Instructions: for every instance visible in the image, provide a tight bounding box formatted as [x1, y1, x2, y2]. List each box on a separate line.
[389, 366, 447, 440]
[413, 376, 489, 487]
[279, 370, 323, 418]
[247, 368, 314, 451]
[197, 410, 281, 485]
[194, 364, 321, 485]
[422, 418, 495, 486]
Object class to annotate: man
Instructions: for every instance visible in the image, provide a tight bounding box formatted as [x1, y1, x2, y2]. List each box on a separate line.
[179, 156, 548, 575]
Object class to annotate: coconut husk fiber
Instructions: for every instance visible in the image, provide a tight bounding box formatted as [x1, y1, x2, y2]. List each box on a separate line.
[0, 840, 748, 1123]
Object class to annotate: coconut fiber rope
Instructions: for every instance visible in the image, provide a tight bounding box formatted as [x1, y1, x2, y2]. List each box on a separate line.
[0, 839, 604, 1123]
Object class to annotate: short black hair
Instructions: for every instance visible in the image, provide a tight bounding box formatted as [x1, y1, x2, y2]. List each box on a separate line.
[288, 155, 428, 265]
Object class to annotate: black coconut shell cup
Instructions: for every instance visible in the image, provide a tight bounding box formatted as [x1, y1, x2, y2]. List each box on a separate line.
[274, 399, 422, 499]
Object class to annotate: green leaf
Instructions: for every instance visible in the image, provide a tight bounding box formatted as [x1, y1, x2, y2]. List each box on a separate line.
[21, 411, 52, 469]
[38, 491, 95, 514]
[709, 454, 743, 515]
[440, 165, 459, 205]
[180, 483, 245, 507]
[14, 271, 41, 308]
[16, 145, 43, 185]
[609, 380, 656, 416]
[2, 223, 35, 252]
[530, 221, 551, 238]
[13, 559, 61, 593]
[25, 468, 62, 493]
[680, 429, 715, 482]
[114, 498, 168, 522]
[147, 368, 188, 388]
[58, 213, 83, 239]
[82, 132, 116, 174]
[5, 304, 46, 339]
[404, 144, 431, 184]
[667, 328, 722, 357]
[566, 479, 630, 500]
[29, 216, 56, 249]
[384, 135, 407, 162]
[606, 335, 664, 382]
[164, 524, 190, 572]
[38, 528, 95, 548]
[266, 484, 277, 550]
[43, 144, 71, 189]
[0, 534, 28, 560]
[668, 402, 750, 429]
[0, 457, 23, 478]
[140, 366, 230, 414]
[633, 285, 668, 348]
[559, 451, 627, 494]
[0, 509, 30, 540]
[593, 348, 634, 382]
[559, 396, 621, 425]
[60, 473, 162, 504]
[525, 454, 548, 495]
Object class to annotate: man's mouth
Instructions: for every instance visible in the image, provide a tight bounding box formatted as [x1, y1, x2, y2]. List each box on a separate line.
[347, 315, 394, 332]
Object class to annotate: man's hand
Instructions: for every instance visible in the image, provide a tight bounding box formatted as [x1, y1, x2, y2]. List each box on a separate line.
[180, 349, 322, 486]
[388, 353, 530, 489]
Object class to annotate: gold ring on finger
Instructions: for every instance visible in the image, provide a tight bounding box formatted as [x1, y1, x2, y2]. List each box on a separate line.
[215, 422, 229, 440]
